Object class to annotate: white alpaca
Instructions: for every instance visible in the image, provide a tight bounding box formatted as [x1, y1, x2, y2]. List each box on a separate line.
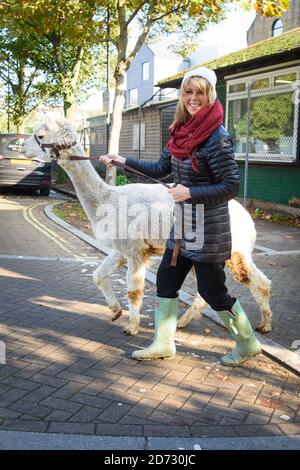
[24, 117, 272, 335]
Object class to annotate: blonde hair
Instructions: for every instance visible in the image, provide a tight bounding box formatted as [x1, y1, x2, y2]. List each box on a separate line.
[171, 76, 217, 129]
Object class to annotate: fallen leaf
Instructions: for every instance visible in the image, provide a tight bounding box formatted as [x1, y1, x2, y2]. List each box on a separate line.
[258, 398, 284, 409]
[204, 328, 211, 334]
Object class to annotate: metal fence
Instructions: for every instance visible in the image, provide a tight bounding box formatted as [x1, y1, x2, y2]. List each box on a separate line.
[225, 80, 299, 207]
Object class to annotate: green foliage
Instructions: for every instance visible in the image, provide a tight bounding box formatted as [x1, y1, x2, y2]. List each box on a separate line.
[254, 0, 290, 16]
[251, 206, 300, 228]
[0, 0, 108, 119]
[52, 206, 65, 219]
[55, 166, 69, 184]
[116, 174, 130, 186]
[0, 0, 291, 143]
[235, 92, 294, 143]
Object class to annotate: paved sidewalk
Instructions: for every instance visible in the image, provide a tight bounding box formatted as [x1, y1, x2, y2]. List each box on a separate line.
[46, 201, 300, 370]
[0, 255, 299, 440]
[0, 197, 299, 448]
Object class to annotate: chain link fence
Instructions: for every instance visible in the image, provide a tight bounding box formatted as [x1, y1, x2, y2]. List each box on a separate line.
[226, 79, 299, 212]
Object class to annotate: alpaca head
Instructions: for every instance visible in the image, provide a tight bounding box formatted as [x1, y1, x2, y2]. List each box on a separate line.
[24, 116, 82, 163]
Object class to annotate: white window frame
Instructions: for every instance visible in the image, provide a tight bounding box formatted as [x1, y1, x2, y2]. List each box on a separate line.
[226, 66, 300, 163]
[133, 122, 145, 151]
[129, 88, 138, 107]
[142, 61, 149, 81]
[272, 19, 283, 37]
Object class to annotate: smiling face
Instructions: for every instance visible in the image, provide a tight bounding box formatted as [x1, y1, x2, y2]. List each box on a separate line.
[182, 78, 210, 117]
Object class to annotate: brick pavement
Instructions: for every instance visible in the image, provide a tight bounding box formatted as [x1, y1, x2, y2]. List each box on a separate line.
[0, 193, 299, 439]
[0, 257, 299, 438]
[148, 252, 300, 350]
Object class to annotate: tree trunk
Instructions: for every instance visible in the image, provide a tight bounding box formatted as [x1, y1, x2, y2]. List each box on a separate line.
[105, 71, 126, 184]
[64, 89, 76, 120]
[64, 48, 84, 120]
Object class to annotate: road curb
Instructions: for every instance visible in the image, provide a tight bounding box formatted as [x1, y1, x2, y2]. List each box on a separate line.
[0, 429, 299, 450]
[45, 202, 300, 376]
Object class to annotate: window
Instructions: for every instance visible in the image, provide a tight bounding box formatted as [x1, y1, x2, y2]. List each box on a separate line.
[272, 19, 283, 37]
[226, 69, 299, 163]
[274, 72, 297, 86]
[7, 137, 27, 153]
[142, 62, 149, 81]
[252, 78, 270, 90]
[95, 133, 104, 144]
[90, 131, 96, 144]
[129, 88, 138, 106]
[229, 83, 246, 93]
[133, 122, 145, 151]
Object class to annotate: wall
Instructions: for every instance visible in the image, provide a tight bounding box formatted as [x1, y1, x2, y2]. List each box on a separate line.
[238, 165, 300, 204]
[119, 106, 161, 160]
[247, 0, 300, 45]
[126, 45, 155, 107]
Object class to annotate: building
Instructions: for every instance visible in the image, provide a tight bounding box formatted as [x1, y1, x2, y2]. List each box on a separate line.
[158, 28, 300, 205]
[125, 43, 189, 108]
[89, 26, 300, 205]
[247, 0, 300, 45]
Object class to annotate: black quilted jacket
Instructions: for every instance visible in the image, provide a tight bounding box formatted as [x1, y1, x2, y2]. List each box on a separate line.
[126, 125, 240, 262]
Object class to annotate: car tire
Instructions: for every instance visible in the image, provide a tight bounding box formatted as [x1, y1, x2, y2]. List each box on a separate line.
[40, 187, 51, 196]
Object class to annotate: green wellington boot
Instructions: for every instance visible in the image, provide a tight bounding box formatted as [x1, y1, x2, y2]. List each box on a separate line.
[217, 299, 262, 367]
[132, 297, 178, 361]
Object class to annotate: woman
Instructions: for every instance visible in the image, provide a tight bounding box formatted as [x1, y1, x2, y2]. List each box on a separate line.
[100, 66, 261, 367]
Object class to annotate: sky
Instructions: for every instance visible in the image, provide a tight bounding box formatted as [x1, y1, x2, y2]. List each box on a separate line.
[199, 8, 256, 49]
[77, 7, 257, 118]
[188, 7, 256, 65]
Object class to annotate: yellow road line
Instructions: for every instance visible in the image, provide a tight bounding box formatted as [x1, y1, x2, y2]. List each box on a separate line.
[23, 202, 77, 257]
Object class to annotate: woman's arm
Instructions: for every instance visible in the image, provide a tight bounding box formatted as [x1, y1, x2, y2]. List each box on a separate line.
[100, 146, 173, 179]
[189, 136, 240, 205]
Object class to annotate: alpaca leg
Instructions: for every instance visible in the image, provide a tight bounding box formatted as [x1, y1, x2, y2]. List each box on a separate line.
[124, 259, 146, 336]
[93, 250, 124, 321]
[177, 292, 208, 328]
[247, 261, 272, 333]
[227, 252, 272, 334]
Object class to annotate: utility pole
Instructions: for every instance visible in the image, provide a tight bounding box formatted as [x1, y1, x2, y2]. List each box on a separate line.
[7, 56, 10, 132]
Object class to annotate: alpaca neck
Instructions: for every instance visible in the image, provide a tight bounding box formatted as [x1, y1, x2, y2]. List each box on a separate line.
[60, 156, 111, 225]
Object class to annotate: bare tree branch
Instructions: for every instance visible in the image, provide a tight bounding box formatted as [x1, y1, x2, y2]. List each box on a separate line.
[125, 0, 149, 27]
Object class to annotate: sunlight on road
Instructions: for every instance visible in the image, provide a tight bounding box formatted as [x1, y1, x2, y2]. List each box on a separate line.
[31, 295, 113, 316]
[0, 267, 39, 281]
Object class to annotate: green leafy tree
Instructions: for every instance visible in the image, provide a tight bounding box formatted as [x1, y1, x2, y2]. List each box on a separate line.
[0, 0, 106, 119]
[236, 93, 294, 143]
[95, 0, 290, 184]
[0, 27, 59, 131]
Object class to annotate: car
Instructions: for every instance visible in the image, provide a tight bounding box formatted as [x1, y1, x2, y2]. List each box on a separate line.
[0, 133, 52, 196]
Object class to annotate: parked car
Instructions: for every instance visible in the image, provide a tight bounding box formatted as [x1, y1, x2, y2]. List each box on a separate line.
[0, 133, 52, 196]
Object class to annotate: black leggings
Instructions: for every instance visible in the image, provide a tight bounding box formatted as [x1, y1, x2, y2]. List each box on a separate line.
[156, 249, 235, 312]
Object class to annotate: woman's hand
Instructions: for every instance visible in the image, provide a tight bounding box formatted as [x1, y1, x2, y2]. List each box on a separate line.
[99, 154, 126, 168]
[168, 184, 191, 202]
